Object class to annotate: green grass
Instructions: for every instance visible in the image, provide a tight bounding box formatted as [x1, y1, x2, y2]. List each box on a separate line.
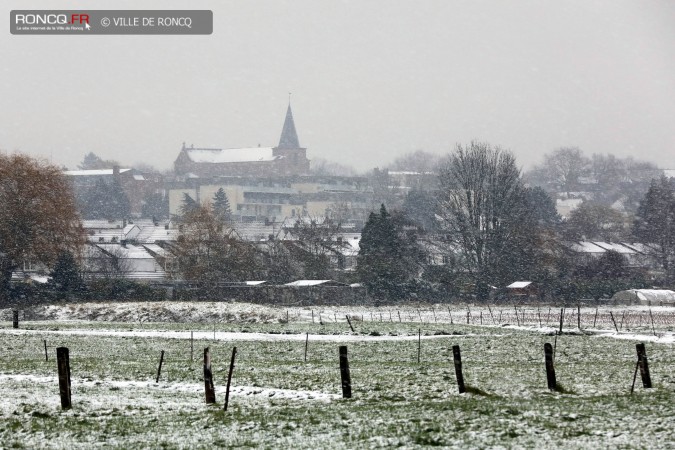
[1, 318, 674, 449]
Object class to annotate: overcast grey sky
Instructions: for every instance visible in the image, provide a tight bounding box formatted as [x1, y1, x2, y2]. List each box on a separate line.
[1, 0, 674, 172]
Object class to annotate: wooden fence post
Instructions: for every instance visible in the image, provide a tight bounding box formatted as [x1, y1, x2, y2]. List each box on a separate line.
[304, 333, 309, 362]
[417, 328, 421, 363]
[515, 306, 520, 326]
[544, 343, 556, 391]
[204, 347, 216, 404]
[649, 309, 657, 336]
[609, 312, 619, 332]
[452, 345, 466, 394]
[224, 347, 237, 411]
[558, 308, 564, 335]
[593, 308, 598, 328]
[339, 346, 352, 399]
[156, 350, 165, 383]
[636, 343, 652, 389]
[487, 304, 495, 324]
[345, 315, 355, 332]
[398, 310, 402, 322]
[44, 340, 48, 362]
[12, 310, 19, 329]
[56, 347, 72, 409]
[577, 305, 581, 329]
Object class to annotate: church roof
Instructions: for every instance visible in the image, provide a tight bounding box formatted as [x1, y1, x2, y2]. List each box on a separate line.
[277, 104, 301, 149]
[184, 147, 279, 163]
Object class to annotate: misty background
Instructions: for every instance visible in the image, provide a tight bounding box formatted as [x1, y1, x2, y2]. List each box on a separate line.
[1, 0, 674, 172]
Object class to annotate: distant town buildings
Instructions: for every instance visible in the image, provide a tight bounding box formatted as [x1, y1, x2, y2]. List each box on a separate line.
[167, 104, 373, 224]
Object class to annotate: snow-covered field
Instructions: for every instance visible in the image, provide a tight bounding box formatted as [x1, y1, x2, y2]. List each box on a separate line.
[1, 302, 674, 448]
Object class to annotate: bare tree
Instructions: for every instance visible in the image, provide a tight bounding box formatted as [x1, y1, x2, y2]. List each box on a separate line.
[526, 147, 589, 194]
[174, 206, 258, 293]
[286, 216, 349, 279]
[310, 158, 357, 176]
[388, 150, 444, 174]
[83, 244, 133, 280]
[437, 142, 527, 298]
[0, 154, 84, 300]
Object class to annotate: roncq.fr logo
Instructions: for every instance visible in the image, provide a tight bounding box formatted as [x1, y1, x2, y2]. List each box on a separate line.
[14, 13, 90, 26]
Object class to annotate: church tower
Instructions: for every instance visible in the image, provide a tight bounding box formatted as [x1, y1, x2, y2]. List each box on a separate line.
[273, 103, 310, 175]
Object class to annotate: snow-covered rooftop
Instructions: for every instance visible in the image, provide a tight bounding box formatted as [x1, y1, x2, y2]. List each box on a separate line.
[569, 241, 606, 253]
[142, 244, 171, 257]
[556, 198, 583, 207]
[284, 280, 349, 287]
[186, 147, 278, 164]
[64, 169, 132, 176]
[506, 281, 532, 289]
[613, 289, 675, 304]
[591, 242, 636, 254]
[96, 244, 154, 259]
[82, 220, 125, 229]
[135, 226, 178, 243]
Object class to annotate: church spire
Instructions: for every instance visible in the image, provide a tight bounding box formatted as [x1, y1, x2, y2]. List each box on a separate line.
[277, 102, 300, 149]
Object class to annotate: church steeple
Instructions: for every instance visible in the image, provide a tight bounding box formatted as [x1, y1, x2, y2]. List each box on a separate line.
[277, 103, 300, 149]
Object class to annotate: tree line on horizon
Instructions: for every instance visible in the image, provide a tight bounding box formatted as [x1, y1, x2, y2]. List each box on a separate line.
[1, 144, 674, 304]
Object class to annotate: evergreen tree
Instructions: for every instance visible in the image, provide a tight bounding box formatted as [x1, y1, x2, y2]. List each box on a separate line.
[633, 176, 675, 282]
[142, 192, 169, 220]
[108, 178, 131, 219]
[357, 205, 425, 301]
[180, 193, 199, 216]
[50, 251, 82, 295]
[77, 152, 120, 170]
[212, 188, 232, 222]
[83, 179, 109, 219]
[82, 179, 130, 220]
[523, 187, 560, 227]
[403, 189, 438, 231]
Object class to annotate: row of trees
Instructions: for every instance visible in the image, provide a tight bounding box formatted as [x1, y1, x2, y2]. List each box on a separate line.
[357, 142, 670, 302]
[524, 147, 660, 210]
